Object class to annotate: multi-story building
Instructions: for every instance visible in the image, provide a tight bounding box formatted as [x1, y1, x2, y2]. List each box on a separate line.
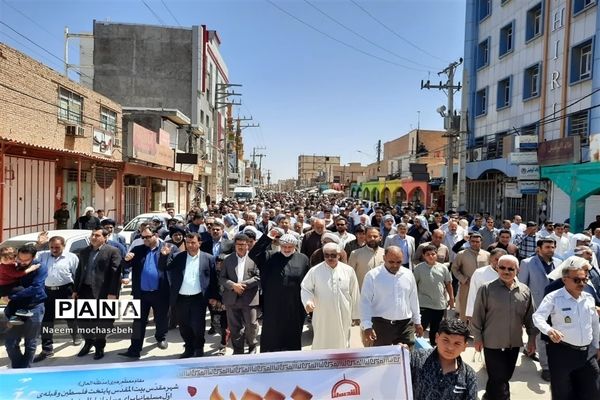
[83, 21, 230, 206]
[297, 155, 341, 187]
[0, 43, 124, 239]
[463, 0, 600, 229]
[352, 129, 454, 209]
[331, 162, 368, 193]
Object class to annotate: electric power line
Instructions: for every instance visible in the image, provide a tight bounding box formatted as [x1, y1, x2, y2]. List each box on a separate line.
[0, 20, 95, 82]
[160, 0, 182, 27]
[141, 0, 166, 25]
[302, 0, 439, 70]
[265, 0, 430, 73]
[1, 0, 59, 38]
[348, 0, 449, 64]
[0, 29, 65, 71]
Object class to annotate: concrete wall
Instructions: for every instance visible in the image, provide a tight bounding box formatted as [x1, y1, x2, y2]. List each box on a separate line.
[93, 22, 193, 118]
[0, 43, 122, 159]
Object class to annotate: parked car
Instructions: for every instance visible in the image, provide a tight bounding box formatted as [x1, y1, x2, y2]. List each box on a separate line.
[118, 212, 172, 246]
[0, 229, 92, 331]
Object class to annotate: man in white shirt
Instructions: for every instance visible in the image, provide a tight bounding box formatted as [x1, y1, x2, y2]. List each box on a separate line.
[532, 258, 600, 399]
[360, 246, 423, 348]
[465, 248, 505, 319]
[510, 215, 526, 239]
[333, 216, 356, 249]
[549, 223, 571, 260]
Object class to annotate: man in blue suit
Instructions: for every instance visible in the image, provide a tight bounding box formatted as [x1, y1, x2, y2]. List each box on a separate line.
[118, 227, 178, 359]
[162, 232, 218, 358]
[518, 238, 560, 381]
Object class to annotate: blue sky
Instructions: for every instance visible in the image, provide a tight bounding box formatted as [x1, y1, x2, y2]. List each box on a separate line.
[0, 0, 466, 181]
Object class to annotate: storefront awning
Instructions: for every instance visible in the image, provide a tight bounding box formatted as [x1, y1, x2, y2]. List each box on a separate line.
[124, 163, 193, 182]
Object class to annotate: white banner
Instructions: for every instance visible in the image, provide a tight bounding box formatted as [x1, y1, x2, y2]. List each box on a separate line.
[1, 346, 412, 400]
[518, 165, 540, 180]
[509, 152, 538, 164]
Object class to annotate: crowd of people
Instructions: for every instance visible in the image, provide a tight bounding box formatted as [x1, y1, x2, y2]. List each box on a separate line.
[2, 192, 600, 400]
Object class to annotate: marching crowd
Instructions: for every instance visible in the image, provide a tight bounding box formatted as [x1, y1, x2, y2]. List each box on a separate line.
[2, 192, 600, 400]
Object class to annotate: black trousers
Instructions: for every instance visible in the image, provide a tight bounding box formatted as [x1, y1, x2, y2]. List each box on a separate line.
[483, 347, 520, 400]
[372, 317, 415, 347]
[547, 342, 600, 400]
[41, 284, 78, 352]
[176, 293, 208, 354]
[77, 285, 111, 350]
[129, 290, 169, 354]
[420, 308, 445, 346]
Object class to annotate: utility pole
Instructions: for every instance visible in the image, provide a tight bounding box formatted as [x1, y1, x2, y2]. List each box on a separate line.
[376, 140, 382, 173]
[257, 153, 267, 187]
[251, 146, 266, 187]
[216, 83, 243, 197]
[234, 115, 259, 179]
[421, 58, 463, 212]
[267, 170, 271, 190]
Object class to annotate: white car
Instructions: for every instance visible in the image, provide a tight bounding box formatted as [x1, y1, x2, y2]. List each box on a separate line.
[0, 229, 92, 254]
[118, 212, 172, 246]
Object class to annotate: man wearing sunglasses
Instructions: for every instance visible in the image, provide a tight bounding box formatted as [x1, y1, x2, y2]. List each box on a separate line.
[471, 255, 537, 400]
[533, 257, 600, 399]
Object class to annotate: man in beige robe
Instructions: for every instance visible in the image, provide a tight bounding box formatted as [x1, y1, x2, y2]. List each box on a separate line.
[347, 227, 385, 289]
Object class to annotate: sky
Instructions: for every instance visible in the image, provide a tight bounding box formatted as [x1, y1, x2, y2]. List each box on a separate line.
[0, 0, 466, 181]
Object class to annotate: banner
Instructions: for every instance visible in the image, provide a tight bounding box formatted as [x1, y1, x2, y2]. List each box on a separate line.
[1, 346, 411, 400]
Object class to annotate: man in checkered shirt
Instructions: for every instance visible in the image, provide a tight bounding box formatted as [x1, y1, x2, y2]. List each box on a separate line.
[514, 221, 538, 260]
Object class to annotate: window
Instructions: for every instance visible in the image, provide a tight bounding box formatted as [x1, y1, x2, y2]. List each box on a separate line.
[501, 0, 511, 4]
[568, 110, 590, 145]
[521, 124, 538, 136]
[570, 38, 594, 83]
[573, 0, 596, 16]
[488, 131, 508, 159]
[100, 107, 117, 133]
[526, 3, 543, 42]
[497, 76, 512, 109]
[58, 88, 83, 124]
[477, 38, 490, 69]
[478, 0, 491, 21]
[499, 22, 514, 57]
[475, 87, 488, 117]
[523, 63, 542, 100]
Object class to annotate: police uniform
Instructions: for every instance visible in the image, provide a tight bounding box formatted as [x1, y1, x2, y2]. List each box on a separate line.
[532, 287, 600, 400]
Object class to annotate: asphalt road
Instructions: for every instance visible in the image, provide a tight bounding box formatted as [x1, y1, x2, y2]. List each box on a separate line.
[0, 293, 550, 399]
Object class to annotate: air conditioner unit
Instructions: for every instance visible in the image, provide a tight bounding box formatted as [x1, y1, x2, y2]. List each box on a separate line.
[75, 126, 85, 137]
[65, 124, 77, 136]
[113, 137, 121, 148]
[472, 147, 487, 161]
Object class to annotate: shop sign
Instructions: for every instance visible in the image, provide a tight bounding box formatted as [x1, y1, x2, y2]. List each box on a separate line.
[131, 123, 174, 168]
[509, 152, 538, 164]
[537, 136, 581, 166]
[518, 165, 540, 180]
[92, 129, 114, 156]
[505, 182, 522, 198]
[519, 180, 540, 194]
[516, 135, 538, 150]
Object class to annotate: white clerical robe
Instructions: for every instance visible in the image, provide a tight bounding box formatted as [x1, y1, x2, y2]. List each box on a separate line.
[300, 261, 360, 350]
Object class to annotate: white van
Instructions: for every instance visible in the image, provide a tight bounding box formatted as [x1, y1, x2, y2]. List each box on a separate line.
[233, 186, 256, 202]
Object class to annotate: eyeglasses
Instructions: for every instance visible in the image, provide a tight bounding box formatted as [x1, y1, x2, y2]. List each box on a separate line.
[336, 224, 346, 226]
[141, 235, 153, 239]
[323, 253, 338, 258]
[566, 277, 589, 284]
[497, 266, 516, 272]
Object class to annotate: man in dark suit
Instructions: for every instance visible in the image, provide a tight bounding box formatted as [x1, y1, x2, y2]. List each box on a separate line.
[199, 220, 233, 336]
[162, 232, 218, 358]
[73, 227, 122, 360]
[118, 227, 179, 359]
[219, 233, 260, 354]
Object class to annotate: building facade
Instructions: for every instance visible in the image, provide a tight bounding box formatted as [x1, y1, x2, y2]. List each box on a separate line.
[85, 21, 230, 205]
[297, 155, 341, 187]
[463, 0, 600, 229]
[0, 43, 124, 240]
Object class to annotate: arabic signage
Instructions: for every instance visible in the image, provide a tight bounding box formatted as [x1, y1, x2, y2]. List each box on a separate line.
[509, 152, 538, 165]
[130, 123, 174, 168]
[518, 165, 540, 180]
[519, 180, 540, 194]
[516, 135, 538, 150]
[537, 136, 581, 166]
[0, 346, 411, 400]
[92, 129, 114, 156]
[505, 182, 522, 198]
